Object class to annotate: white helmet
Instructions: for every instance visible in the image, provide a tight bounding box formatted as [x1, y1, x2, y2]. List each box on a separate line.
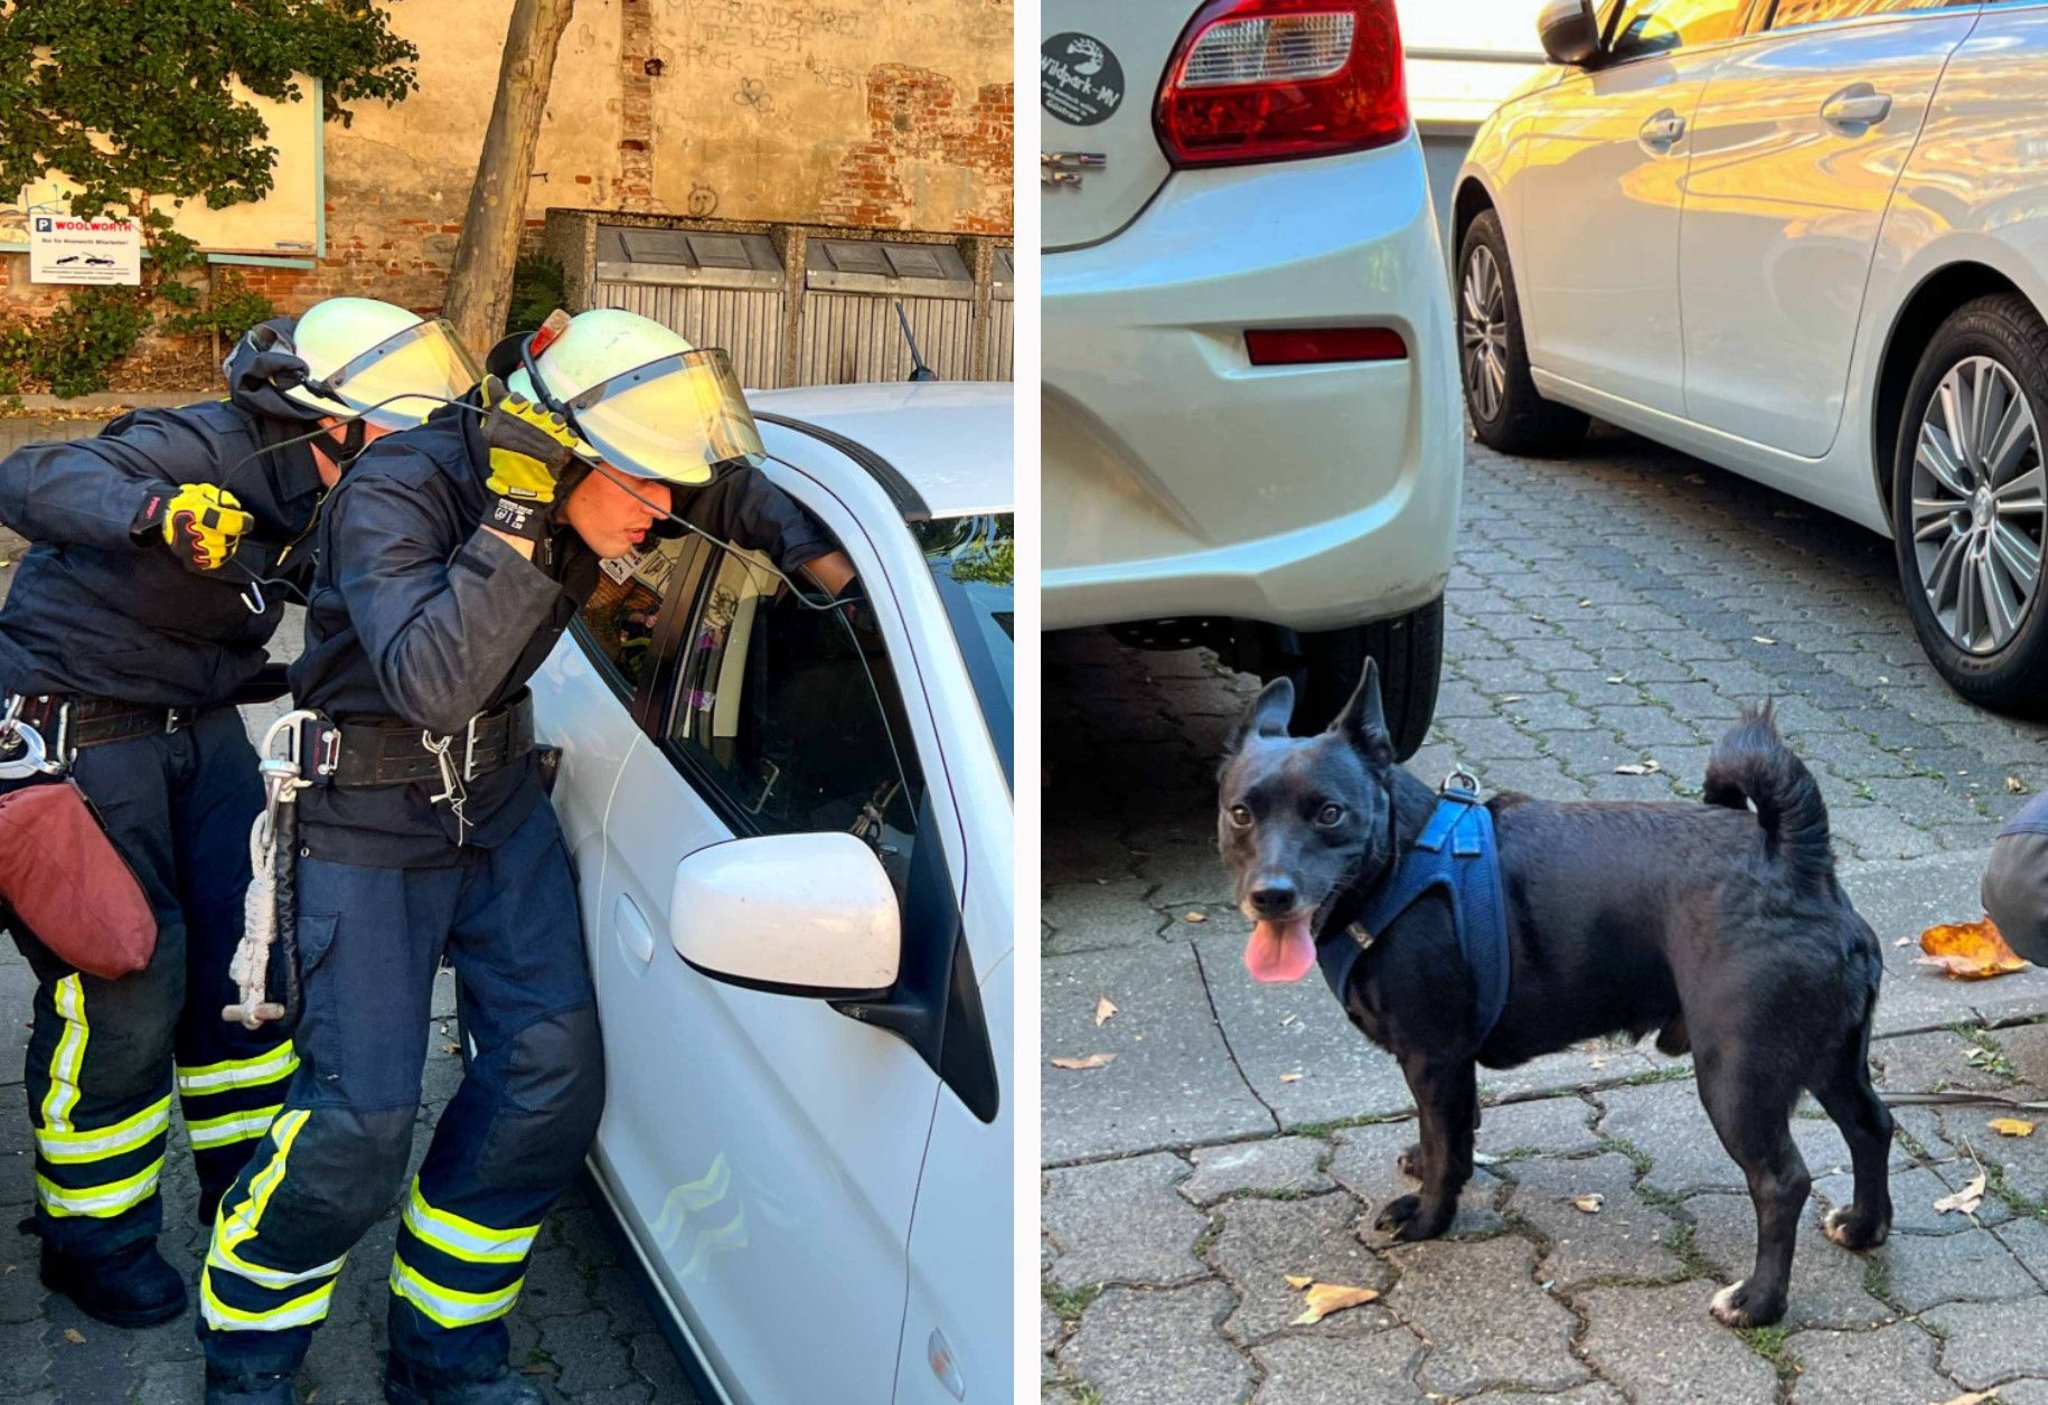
[281, 297, 480, 430]
[506, 307, 764, 486]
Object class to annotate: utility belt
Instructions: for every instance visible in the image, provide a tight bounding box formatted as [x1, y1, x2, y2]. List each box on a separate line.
[298, 692, 535, 789]
[0, 692, 222, 779]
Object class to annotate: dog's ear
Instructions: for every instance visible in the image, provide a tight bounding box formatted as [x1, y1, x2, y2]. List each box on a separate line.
[1331, 658, 1396, 766]
[1226, 676, 1295, 754]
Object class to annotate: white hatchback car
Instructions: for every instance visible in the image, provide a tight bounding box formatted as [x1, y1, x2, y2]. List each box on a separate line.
[1457, 0, 2048, 711]
[527, 381, 1013, 1405]
[1041, 0, 1464, 751]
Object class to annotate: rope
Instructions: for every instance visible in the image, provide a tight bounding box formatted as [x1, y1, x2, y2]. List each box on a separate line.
[222, 711, 315, 1028]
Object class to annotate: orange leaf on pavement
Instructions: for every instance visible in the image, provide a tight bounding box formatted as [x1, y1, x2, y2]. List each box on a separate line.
[1990, 1118, 2036, 1138]
[1050, 1053, 1117, 1071]
[1289, 1282, 1380, 1326]
[1917, 918, 2031, 980]
[1094, 997, 1118, 1027]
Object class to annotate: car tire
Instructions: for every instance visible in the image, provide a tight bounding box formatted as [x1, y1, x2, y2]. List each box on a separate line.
[1286, 598, 1443, 759]
[1458, 210, 1589, 457]
[1891, 292, 2048, 716]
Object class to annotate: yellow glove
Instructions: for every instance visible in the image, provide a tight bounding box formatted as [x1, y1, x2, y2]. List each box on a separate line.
[146, 482, 255, 573]
[482, 376, 587, 540]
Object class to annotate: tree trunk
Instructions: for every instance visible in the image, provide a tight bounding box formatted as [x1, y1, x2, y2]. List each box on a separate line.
[443, 0, 577, 357]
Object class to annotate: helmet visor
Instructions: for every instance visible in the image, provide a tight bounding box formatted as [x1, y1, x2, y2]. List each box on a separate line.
[324, 319, 482, 430]
[564, 348, 766, 486]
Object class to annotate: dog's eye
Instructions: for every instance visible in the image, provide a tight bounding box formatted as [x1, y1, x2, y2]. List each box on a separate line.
[1316, 804, 1344, 826]
[1228, 805, 1253, 828]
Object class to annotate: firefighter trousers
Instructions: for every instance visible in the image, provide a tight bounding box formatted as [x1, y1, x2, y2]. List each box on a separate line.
[197, 798, 603, 1387]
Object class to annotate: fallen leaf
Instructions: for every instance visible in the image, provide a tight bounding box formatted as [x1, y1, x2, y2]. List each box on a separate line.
[1184, 910, 1207, 924]
[1571, 1194, 1604, 1214]
[1937, 1391, 1999, 1405]
[1606, 674, 1629, 684]
[1895, 937, 1912, 947]
[1280, 1013, 1298, 1027]
[1500, 694, 1524, 703]
[62, 1329, 83, 1345]
[1290, 1281, 1380, 1326]
[1990, 1118, 2036, 1138]
[1753, 636, 1777, 645]
[1279, 1072, 1303, 1084]
[1577, 599, 1592, 608]
[1933, 1173, 1986, 1216]
[1614, 760, 1663, 776]
[1050, 1053, 1117, 1071]
[2009, 776, 2029, 795]
[1094, 996, 1118, 1027]
[1918, 918, 2032, 980]
[1285, 1274, 1313, 1289]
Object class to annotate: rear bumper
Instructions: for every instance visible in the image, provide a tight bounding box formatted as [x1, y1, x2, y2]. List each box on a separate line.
[1042, 134, 1464, 635]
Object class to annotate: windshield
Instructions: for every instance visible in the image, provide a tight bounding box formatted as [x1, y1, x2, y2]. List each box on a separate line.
[914, 513, 1014, 787]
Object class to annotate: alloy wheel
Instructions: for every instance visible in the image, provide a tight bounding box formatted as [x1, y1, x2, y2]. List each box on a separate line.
[1910, 355, 2047, 654]
[1460, 244, 1509, 423]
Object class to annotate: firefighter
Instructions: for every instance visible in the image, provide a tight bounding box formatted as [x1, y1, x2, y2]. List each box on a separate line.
[0, 298, 480, 1328]
[197, 308, 854, 1405]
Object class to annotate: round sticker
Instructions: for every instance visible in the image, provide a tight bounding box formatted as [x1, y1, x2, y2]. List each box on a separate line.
[1042, 32, 1127, 128]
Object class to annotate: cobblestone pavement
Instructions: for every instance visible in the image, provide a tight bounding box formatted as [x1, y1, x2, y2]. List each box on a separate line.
[0, 414, 698, 1403]
[1043, 429, 2048, 1405]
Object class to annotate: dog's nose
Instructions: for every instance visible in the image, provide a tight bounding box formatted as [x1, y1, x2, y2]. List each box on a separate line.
[1249, 882, 1298, 918]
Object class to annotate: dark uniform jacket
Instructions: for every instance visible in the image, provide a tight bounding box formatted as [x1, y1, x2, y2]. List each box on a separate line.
[0, 324, 324, 707]
[1985, 790, 2048, 966]
[289, 392, 833, 867]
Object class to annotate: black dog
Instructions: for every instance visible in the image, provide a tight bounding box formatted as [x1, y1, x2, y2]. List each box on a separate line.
[1217, 663, 1891, 1327]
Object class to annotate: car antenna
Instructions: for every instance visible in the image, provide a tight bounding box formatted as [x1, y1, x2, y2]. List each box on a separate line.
[894, 299, 937, 383]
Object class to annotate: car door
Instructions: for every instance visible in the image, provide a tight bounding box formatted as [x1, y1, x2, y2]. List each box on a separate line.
[1513, 0, 1752, 413]
[1680, 0, 1981, 456]
[580, 465, 968, 1404]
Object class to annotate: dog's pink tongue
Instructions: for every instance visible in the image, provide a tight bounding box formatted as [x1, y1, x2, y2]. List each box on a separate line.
[1245, 917, 1317, 984]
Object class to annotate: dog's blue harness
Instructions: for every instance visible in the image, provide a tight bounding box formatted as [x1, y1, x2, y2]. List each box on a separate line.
[1316, 773, 1512, 1046]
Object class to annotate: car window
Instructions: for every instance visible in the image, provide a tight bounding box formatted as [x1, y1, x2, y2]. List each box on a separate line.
[1765, 0, 1971, 26]
[573, 535, 711, 700]
[662, 544, 927, 897]
[1608, 0, 1746, 56]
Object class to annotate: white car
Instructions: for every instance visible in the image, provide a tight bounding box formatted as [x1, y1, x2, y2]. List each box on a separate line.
[527, 381, 1014, 1405]
[1457, 0, 2048, 710]
[1041, 0, 1464, 751]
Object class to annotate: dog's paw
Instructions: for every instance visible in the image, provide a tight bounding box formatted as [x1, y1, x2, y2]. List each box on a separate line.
[1396, 1143, 1423, 1180]
[1708, 1280, 1786, 1328]
[1372, 1194, 1451, 1242]
[1822, 1204, 1890, 1251]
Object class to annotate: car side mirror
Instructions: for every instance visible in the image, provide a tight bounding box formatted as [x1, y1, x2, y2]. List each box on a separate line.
[668, 832, 902, 999]
[1538, 0, 1604, 66]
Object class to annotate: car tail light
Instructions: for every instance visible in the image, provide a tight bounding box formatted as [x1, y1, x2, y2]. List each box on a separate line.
[1245, 326, 1407, 366]
[1155, 0, 1408, 167]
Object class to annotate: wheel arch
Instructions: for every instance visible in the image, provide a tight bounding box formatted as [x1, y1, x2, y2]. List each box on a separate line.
[1871, 262, 2034, 526]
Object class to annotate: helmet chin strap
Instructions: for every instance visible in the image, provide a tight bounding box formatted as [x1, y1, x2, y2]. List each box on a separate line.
[307, 415, 366, 473]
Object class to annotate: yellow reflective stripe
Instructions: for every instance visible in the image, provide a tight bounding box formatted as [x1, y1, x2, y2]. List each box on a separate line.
[199, 1266, 336, 1331]
[403, 1181, 539, 1265]
[33, 1095, 170, 1164]
[389, 1258, 524, 1329]
[37, 1156, 163, 1217]
[178, 1044, 299, 1096]
[187, 1105, 283, 1151]
[219, 1109, 309, 1259]
[204, 1240, 345, 1292]
[42, 976, 88, 1134]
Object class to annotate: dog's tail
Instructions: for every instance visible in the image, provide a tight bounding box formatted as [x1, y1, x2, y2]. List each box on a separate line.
[1702, 703, 1833, 889]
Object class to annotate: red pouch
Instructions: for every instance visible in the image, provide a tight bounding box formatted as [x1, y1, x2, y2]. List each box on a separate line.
[0, 782, 157, 979]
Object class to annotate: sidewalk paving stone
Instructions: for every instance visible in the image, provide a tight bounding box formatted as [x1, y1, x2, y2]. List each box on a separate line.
[1057, 1282, 1253, 1405]
[1577, 1283, 1780, 1405]
[1206, 1193, 1395, 1344]
[1786, 1321, 1953, 1405]
[1182, 1138, 1334, 1206]
[1503, 1154, 1686, 1289]
[1923, 1295, 2048, 1390]
[1247, 1329, 1430, 1405]
[1382, 1236, 1586, 1397]
[1043, 1152, 1208, 1289]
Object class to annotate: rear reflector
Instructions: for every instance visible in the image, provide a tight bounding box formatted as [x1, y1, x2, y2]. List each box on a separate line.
[1245, 327, 1407, 365]
[1156, 0, 1408, 167]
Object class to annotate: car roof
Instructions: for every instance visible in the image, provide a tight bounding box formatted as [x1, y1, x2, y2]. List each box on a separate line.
[748, 380, 1014, 519]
